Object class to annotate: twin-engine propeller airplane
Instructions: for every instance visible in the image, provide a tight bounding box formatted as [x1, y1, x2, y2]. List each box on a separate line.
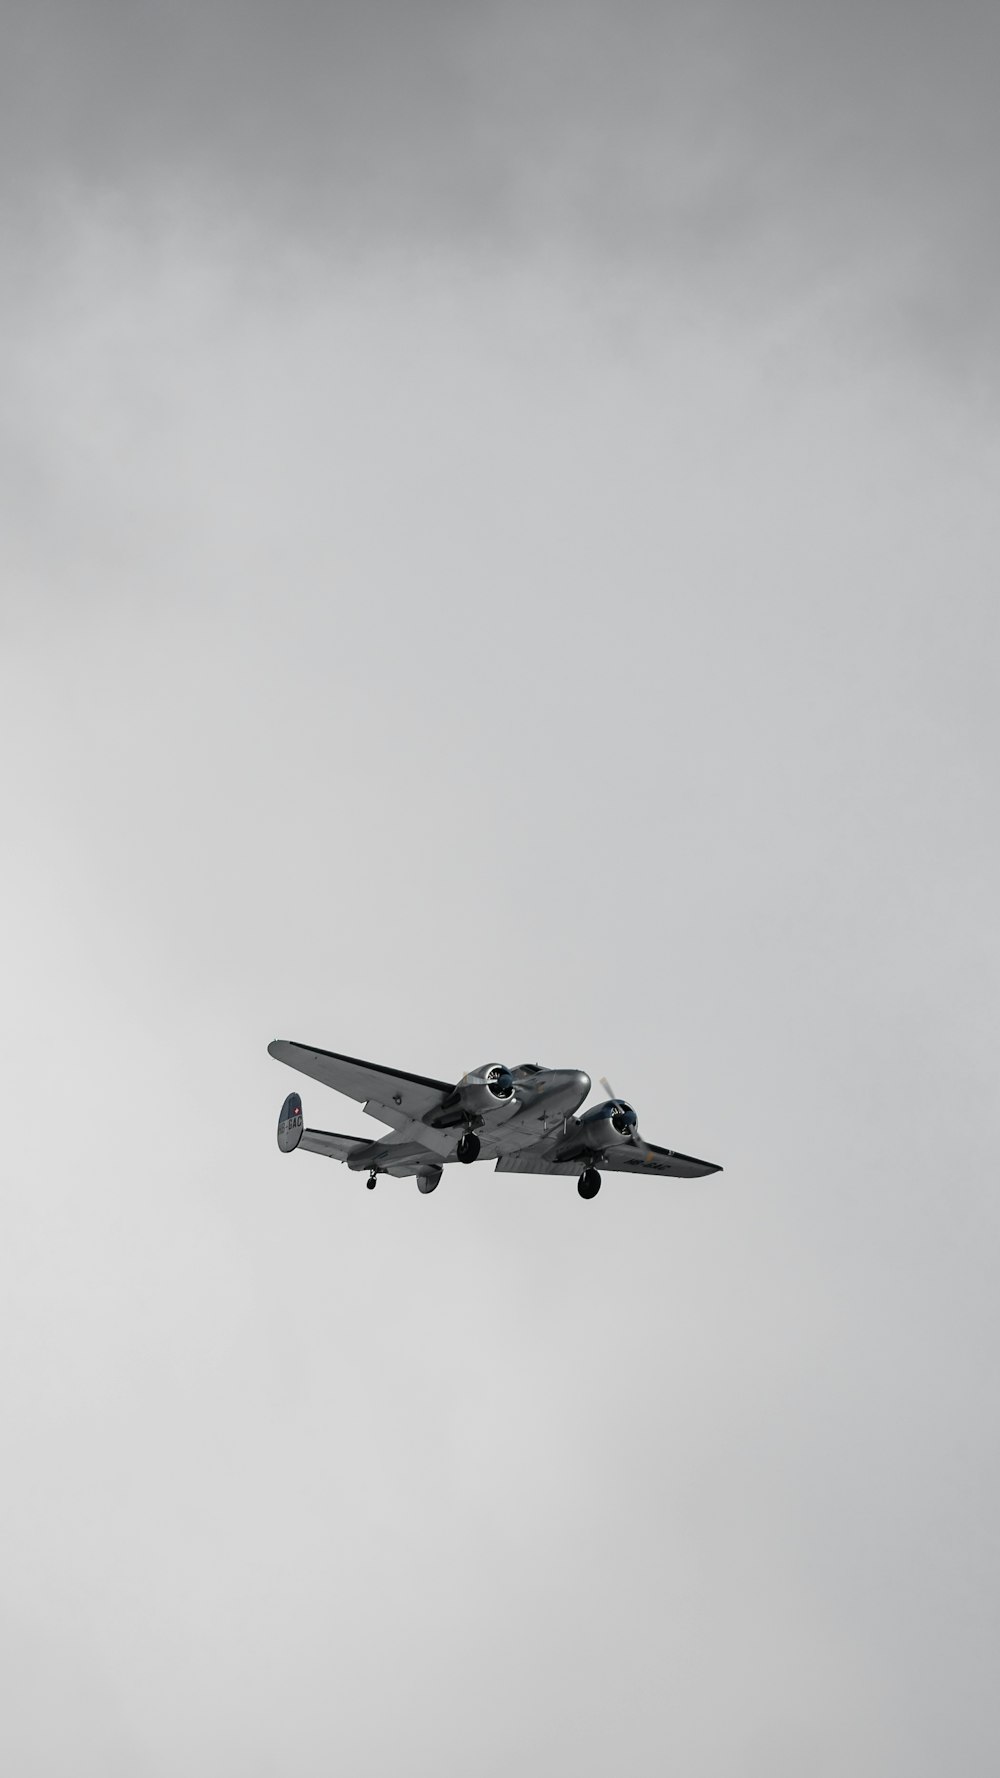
[268, 1040, 721, 1200]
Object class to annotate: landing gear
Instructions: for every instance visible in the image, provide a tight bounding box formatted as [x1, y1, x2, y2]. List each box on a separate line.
[366, 1171, 378, 1190]
[456, 1131, 481, 1165]
[578, 1167, 601, 1200]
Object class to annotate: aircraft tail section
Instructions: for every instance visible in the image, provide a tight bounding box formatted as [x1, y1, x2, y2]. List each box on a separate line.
[276, 1092, 368, 1163]
[277, 1092, 304, 1151]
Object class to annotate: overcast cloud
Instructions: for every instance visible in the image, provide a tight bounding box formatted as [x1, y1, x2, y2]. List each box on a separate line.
[2, 4, 999, 1775]
[6, 0, 1000, 369]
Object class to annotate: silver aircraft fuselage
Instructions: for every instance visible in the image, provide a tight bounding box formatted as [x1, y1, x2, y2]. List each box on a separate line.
[348, 1064, 592, 1171]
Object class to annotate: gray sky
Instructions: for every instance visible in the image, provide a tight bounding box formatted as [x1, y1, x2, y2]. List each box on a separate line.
[2, 4, 999, 1774]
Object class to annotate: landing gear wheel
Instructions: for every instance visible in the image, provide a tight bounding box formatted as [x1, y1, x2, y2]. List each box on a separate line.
[457, 1132, 481, 1165]
[578, 1167, 601, 1200]
[366, 1172, 378, 1190]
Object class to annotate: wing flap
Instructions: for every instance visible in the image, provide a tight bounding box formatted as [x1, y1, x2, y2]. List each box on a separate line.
[494, 1153, 580, 1176]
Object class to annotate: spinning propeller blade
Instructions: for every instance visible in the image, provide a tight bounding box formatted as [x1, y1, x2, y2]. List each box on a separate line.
[600, 1076, 639, 1139]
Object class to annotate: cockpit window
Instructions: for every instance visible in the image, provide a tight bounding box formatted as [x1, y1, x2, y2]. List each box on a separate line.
[516, 1063, 543, 1075]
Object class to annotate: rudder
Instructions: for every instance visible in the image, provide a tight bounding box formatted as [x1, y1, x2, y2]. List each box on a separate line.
[277, 1092, 304, 1152]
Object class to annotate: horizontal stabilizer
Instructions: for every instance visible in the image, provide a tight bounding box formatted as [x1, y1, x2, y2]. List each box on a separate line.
[299, 1128, 372, 1163]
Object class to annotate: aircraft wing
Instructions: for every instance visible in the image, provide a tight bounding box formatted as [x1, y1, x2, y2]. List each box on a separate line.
[496, 1140, 721, 1179]
[597, 1142, 721, 1178]
[268, 1040, 454, 1126]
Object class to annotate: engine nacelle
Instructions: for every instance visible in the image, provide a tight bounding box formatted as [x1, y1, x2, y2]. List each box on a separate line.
[577, 1098, 639, 1151]
[426, 1063, 516, 1128]
[456, 1063, 515, 1114]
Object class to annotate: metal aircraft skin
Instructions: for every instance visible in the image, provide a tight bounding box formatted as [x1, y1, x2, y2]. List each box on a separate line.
[268, 1040, 722, 1199]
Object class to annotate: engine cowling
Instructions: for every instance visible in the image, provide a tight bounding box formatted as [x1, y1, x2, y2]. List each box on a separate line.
[424, 1063, 516, 1128]
[578, 1098, 639, 1151]
[457, 1063, 515, 1113]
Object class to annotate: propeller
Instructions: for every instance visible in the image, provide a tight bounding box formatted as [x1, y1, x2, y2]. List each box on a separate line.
[600, 1077, 638, 1138]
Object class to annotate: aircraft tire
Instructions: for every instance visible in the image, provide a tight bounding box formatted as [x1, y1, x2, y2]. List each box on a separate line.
[578, 1168, 601, 1200]
[457, 1132, 481, 1164]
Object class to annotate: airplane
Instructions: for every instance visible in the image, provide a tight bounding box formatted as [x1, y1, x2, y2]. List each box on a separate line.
[268, 1040, 722, 1200]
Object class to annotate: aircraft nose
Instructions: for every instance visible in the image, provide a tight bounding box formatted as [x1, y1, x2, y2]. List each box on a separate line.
[555, 1066, 587, 1095]
[520, 1069, 591, 1108]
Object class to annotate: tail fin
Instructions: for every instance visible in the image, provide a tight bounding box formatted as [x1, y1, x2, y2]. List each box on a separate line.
[277, 1092, 304, 1152]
